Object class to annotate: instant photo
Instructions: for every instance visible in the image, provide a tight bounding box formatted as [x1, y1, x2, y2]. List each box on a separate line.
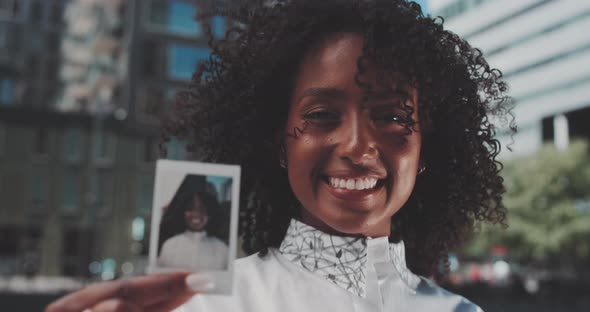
[149, 160, 240, 295]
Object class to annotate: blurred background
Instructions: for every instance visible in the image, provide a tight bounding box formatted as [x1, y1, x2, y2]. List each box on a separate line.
[0, 0, 588, 311]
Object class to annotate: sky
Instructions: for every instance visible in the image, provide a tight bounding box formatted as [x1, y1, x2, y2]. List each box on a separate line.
[412, 0, 429, 15]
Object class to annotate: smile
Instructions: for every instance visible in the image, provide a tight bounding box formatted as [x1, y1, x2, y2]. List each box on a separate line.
[328, 177, 379, 190]
[320, 174, 386, 202]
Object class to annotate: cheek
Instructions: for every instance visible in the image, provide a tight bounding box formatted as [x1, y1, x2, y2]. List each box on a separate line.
[382, 134, 421, 194]
[284, 132, 331, 197]
[286, 136, 319, 177]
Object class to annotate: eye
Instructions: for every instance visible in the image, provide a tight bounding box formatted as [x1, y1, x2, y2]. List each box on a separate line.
[302, 110, 339, 121]
[374, 114, 402, 123]
[373, 112, 405, 124]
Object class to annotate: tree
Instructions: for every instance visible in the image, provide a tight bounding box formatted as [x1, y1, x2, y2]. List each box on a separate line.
[464, 140, 590, 268]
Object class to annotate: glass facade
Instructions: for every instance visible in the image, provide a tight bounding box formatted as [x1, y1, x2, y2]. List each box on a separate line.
[147, 0, 201, 37]
[0, 78, 14, 105]
[167, 45, 210, 80]
[211, 15, 226, 39]
[135, 174, 154, 217]
[146, 0, 227, 38]
[166, 137, 187, 160]
[94, 170, 113, 218]
[63, 128, 82, 162]
[61, 170, 81, 214]
[30, 166, 50, 213]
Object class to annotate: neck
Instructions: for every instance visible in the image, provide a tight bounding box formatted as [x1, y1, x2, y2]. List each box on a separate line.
[299, 210, 390, 238]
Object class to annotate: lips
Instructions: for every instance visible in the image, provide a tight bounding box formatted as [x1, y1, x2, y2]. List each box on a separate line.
[189, 217, 205, 223]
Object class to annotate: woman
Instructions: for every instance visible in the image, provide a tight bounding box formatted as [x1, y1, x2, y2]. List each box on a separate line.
[47, 0, 514, 311]
[158, 183, 229, 271]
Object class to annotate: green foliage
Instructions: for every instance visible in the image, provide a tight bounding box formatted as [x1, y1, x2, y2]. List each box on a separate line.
[464, 140, 590, 266]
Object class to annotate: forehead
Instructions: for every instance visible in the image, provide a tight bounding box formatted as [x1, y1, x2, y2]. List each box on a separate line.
[293, 32, 413, 94]
[189, 195, 206, 208]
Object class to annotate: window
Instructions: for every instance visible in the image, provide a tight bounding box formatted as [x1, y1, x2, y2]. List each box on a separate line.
[567, 106, 590, 141]
[61, 228, 93, 277]
[0, 0, 21, 19]
[141, 39, 167, 78]
[135, 174, 154, 217]
[32, 127, 49, 156]
[48, 2, 65, 28]
[30, 166, 50, 214]
[542, 116, 554, 142]
[0, 78, 14, 106]
[167, 44, 209, 81]
[139, 137, 158, 163]
[45, 33, 61, 56]
[139, 85, 177, 119]
[0, 226, 42, 275]
[62, 170, 81, 215]
[29, 1, 42, 25]
[0, 23, 7, 48]
[26, 55, 40, 78]
[211, 16, 226, 39]
[168, 0, 200, 36]
[0, 21, 19, 50]
[146, 0, 201, 37]
[63, 128, 83, 162]
[166, 137, 186, 160]
[95, 131, 116, 163]
[143, 87, 165, 116]
[94, 170, 114, 218]
[0, 124, 5, 157]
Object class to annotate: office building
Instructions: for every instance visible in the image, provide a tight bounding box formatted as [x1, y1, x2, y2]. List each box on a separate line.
[429, 0, 590, 158]
[0, 0, 225, 288]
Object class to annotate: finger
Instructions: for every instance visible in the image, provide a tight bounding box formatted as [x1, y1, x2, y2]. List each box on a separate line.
[92, 299, 142, 312]
[46, 272, 193, 312]
[144, 292, 197, 312]
[122, 272, 196, 307]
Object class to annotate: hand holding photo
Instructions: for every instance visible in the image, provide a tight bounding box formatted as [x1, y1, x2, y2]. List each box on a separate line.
[148, 160, 240, 295]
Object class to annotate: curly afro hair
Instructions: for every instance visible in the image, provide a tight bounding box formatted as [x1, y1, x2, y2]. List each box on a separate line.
[162, 0, 515, 276]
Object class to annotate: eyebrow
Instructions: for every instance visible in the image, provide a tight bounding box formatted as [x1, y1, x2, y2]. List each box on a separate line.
[297, 87, 349, 103]
[367, 89, 409, 100]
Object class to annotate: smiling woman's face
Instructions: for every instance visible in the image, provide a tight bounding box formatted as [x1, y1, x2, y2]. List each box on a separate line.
[284, 32, 421, 237]
[185, 195, 209, 232]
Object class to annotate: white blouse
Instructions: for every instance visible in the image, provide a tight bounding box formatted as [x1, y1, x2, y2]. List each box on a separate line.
[159, 231, 229, 271]
[177, 219, 482, 312]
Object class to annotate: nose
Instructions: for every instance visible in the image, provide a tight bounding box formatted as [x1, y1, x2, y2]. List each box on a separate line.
[334, 114, 378, 165]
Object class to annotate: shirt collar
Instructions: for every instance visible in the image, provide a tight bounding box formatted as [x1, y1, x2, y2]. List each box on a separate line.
[184, 230, 207, 240]
[278, 219, 419, 297]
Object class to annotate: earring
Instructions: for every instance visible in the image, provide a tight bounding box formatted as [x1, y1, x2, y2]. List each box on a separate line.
[418, 165, 426, 175]
[279, 144, 287, 169]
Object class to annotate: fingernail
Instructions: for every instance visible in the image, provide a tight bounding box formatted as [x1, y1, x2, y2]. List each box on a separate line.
[185, 273, 215, 292]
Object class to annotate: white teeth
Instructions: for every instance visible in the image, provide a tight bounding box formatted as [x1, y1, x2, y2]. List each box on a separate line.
[355, 179, 363, 190]
[327, 177, 379, 190]
[346, 179, 355, 190]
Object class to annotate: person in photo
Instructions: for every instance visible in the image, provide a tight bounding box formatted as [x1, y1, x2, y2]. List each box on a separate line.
[158, 176, 229, 271]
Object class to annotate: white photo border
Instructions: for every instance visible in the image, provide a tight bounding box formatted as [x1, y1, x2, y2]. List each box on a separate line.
[148, 159, 241, 295]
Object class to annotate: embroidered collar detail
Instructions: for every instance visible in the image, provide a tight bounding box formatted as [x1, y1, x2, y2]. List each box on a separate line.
[279, 219, 419, 298]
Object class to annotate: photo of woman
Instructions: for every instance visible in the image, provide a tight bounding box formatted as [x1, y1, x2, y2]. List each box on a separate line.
[157, 175, 230, 271]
